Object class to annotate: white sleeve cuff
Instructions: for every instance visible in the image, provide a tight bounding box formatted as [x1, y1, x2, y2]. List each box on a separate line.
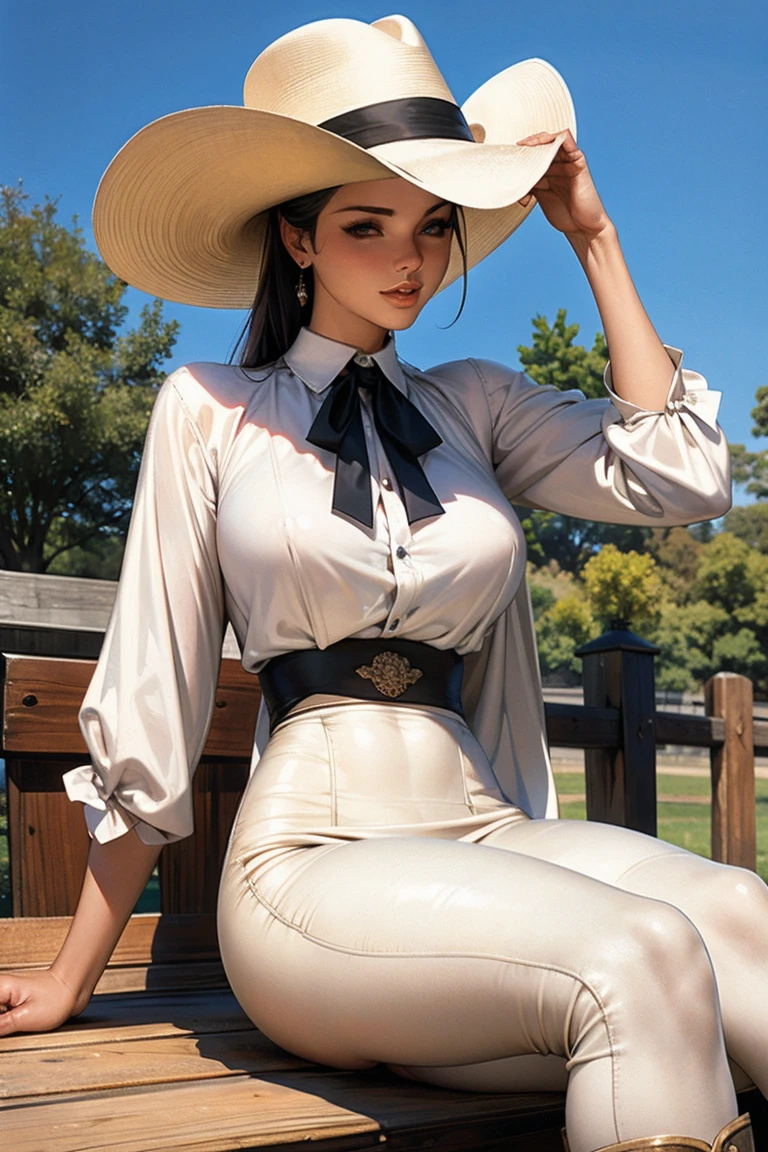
[63, 764, 176, 846]
[604, 345, 721, 431]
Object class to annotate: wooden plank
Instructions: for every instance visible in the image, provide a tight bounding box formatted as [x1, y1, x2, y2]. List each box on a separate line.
[0, 913, 219, 969]
[0, 1068, 565, 1151]
[0, 1030, 310, 1099]
[160, 762, 248, 914]
[753, 718, 768, 754]
[706, 673, 757, 870]
[544, 703, 619, 748]
[2, 654, 260, 758]
[0, 571, 116, 632]
[0, 573, 240, 657]
[93, 960, 228, 995]
[6, 759, 90, 916]
[655, 711, 725, 748]
[0, 989, 251, 1052]
[580, 643, 657, 836]
[0, 1073, 382, 1151]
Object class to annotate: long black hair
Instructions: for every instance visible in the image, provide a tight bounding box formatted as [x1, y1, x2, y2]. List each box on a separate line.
[233, 188, 468, 370]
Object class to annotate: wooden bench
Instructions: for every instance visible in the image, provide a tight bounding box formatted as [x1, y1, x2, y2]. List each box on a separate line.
[0, 654, 568, 1150]
[2, 653, 767, 1150]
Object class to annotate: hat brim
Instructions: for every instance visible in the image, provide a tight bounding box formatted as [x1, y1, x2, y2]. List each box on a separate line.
[93, 58, 575, 309]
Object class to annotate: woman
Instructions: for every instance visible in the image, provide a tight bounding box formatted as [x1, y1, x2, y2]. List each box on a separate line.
[0, 15, 762, 1152]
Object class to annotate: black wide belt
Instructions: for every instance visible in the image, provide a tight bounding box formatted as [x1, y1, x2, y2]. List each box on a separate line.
[259, 639, 464, 731]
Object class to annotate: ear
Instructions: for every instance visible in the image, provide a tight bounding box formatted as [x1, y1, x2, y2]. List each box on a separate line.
[279, 216, 311, 267]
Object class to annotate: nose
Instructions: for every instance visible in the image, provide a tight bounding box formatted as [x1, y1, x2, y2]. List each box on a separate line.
[394, 235, 423, 276]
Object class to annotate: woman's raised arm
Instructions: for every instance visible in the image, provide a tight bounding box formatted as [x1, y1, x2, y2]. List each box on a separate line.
[519, 129, 676, 410]
[0, 830, 161, 1035]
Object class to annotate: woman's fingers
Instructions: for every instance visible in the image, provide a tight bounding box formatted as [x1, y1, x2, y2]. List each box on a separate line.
[0, 971, 77, 1035]
[516, 128, 577, 149]
[0, 977, 25, 1034]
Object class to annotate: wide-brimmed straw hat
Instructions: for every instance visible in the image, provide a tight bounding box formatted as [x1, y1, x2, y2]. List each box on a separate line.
[93, 14, 576, 309]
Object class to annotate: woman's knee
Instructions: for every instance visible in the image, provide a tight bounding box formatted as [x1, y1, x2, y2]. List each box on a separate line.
[690, 862, 768, 962]
[591, 898, 718, 1017]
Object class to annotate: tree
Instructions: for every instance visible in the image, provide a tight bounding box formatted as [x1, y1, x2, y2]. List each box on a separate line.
[517, 308, 608, 399]
[728, 384, 768, 499]
[649, 600, 730, 692]
[517, 311, 655, 568]
[581, 544, 663, 631]
[0, 185, 179, 573]
[647, 526, 703, 604]
[521, 508, 652, 573]
[723, 503, 768, 553]
[535, 594, 597, 684]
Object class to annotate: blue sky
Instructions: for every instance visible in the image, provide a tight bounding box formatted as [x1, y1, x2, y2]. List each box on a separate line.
[3, 0, 767, 464]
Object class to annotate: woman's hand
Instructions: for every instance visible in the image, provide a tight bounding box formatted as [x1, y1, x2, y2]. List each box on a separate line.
[517, 130, 611, 243]
[0, 831, 162, 1039]
[0, 969, 80, 1036]
[517, 130, 675, 409]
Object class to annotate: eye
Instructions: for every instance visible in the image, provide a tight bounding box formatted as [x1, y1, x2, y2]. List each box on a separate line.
[422, 217, 453, 236]
[342, 220, 382, 238]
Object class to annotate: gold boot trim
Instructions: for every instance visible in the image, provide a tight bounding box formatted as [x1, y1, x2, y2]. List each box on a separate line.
[560, 1113, 753, 1152]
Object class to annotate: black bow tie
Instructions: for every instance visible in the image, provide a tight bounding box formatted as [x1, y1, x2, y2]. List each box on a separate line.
[306, 359, 445, 529]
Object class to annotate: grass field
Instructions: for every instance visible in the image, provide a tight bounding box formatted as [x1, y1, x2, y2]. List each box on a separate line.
[2, 771, 768, 915]
[556, 770, 768, 884]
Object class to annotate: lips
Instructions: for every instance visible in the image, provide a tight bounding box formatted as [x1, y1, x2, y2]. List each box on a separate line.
[380, 281, 422, 305]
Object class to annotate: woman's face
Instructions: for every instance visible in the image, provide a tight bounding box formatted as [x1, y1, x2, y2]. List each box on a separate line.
[282, 178, 456, 353]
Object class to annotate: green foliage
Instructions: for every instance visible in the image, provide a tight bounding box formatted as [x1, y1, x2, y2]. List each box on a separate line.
[723, 503, 768, 553]
[693, 532, 763, 611]
[522, 509, 652, 573]
[750, 384, 768, 438]
[729, 386, 768, 499]
[517, 308, 608, 399]
[535, 594, 598, 684]
[649, 600, 730, 691]
[581, 544, 664, 630]
[647, 526, 703, 604]
[0, 184, 179, 573]
[517, 311, 652, 571]
[729, 443, 768, 500]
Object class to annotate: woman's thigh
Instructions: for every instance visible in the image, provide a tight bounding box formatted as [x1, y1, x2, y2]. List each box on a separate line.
[217, 833, 733, 1144]
[477, 814, 768, 1094]
[475, 814, 689, 886]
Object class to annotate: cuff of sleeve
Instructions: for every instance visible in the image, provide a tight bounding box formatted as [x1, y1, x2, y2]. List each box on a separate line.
[63, 764, 175, 846]
[604, 345, 721, 430]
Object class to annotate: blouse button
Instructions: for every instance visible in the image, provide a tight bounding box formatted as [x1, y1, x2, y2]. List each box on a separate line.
[396, 546, 407, 559]
[381, 477, 393, 490]
[389, 619, 400, 631]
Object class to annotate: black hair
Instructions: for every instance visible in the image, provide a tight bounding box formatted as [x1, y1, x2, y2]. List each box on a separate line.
[233, 189, 469, 370]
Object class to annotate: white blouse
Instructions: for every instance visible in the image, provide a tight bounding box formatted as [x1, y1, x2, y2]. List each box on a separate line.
[63, 327, 730, 845]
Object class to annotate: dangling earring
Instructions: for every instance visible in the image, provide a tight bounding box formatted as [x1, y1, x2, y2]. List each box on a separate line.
[296, 268, 308, 307]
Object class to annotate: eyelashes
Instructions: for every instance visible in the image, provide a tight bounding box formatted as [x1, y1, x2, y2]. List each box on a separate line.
[341, 218, 453, 238]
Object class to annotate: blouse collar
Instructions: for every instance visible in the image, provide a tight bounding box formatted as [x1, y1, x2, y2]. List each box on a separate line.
[284, 327, 406, 395]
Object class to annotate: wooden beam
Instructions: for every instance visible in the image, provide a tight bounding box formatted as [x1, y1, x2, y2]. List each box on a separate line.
[578, 633, 658, 836]
[705, 673, 757, 871]
[0, 913, 219, 969]
[544, 703, 620, 748]
[2, 654, 260, 757]
[655, 711, 725, 748]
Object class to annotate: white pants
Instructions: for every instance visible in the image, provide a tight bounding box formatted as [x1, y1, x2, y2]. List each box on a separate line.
[217, 701, 768, 1152]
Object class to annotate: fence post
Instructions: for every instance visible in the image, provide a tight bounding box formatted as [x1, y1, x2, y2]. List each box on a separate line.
[705, 672, 756, 871]
[576, 621, 659, 836]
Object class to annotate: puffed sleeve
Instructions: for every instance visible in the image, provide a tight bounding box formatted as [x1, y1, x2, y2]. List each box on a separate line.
[469, 347, 731, 523]
[62, 372, 225, 844]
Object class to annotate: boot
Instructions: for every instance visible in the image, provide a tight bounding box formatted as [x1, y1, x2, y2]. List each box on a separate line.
[561, 1113, 754, 1152]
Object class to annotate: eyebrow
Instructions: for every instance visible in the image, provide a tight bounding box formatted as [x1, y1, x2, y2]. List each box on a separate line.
[332, 200, 450, 217]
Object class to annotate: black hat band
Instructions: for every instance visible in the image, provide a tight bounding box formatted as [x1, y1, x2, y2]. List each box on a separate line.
[319, 96, 475, 150]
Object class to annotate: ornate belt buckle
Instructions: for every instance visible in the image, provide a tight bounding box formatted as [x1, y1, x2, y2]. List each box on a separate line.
[355, 651, 423, 698]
